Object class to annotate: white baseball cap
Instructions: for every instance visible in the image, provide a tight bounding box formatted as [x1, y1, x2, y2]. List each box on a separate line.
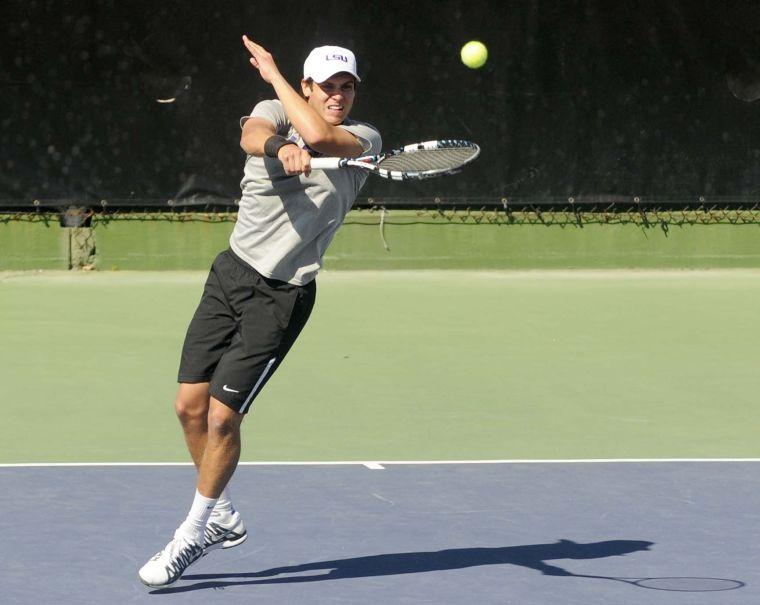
[303, 46, 361, 83]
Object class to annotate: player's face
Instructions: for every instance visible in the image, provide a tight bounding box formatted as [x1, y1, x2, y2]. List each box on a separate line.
[302, 73, 356, 124]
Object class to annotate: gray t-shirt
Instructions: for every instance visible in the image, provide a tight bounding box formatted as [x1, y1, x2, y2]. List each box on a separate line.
[231, 100, 382, 285]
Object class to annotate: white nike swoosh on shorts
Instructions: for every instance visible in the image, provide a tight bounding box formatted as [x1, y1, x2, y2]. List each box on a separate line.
[222, 385, 240, 393]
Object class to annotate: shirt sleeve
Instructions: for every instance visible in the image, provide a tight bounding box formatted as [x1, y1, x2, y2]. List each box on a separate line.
[339, 121, 382, 156]
[239, 99, 290, 135]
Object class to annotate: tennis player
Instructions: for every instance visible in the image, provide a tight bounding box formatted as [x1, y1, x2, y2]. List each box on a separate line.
[138, 36, 381, 588]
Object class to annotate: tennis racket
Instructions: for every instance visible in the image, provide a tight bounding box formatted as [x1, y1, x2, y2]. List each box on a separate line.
[575, 574, 744, 592]
[309, 139, 480, 181]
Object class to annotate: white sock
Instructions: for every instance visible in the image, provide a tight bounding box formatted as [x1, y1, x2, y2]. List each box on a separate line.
[177, 489, 217, 544]
[214, 488, 234, 514]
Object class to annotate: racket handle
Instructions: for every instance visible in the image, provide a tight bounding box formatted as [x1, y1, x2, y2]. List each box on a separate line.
[309, 157, 342, 170]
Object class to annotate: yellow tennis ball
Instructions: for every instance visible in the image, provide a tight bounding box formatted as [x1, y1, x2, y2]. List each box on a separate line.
[461, 40, 488, 69]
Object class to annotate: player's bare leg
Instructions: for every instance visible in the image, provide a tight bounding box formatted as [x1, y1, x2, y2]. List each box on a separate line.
[174, 382, 210, 467]
[175, 387, 248, 549]
[197, 398, 244, 498]
[192, 398, 248, 554]
[139, 392, 247, 588]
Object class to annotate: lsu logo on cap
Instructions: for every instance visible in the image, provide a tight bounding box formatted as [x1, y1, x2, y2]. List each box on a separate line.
[327, 54, 348, 62]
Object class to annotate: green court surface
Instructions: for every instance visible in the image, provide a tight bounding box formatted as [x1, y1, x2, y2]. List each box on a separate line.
[1, 269, 758, 463]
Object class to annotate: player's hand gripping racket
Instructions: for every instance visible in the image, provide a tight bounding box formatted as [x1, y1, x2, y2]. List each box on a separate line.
[309, 139, 480, 180]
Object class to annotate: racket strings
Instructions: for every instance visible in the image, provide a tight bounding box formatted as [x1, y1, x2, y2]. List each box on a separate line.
[378, 147, 478, 173]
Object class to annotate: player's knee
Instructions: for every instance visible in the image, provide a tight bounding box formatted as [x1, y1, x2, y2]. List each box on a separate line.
[174, 392, 207, 424]
[207, 404, 242, 439]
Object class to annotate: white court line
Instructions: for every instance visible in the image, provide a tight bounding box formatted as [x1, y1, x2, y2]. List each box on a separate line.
[1, 458, 759, 468]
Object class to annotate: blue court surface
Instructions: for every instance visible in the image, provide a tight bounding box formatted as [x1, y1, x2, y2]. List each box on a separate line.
[0, 461, 757, 604]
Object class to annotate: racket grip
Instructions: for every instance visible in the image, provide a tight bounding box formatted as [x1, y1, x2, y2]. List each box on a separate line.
[309, 157, 342, 170]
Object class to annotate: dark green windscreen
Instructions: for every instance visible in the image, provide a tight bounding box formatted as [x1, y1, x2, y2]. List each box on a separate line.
[4, 0, 760, 207]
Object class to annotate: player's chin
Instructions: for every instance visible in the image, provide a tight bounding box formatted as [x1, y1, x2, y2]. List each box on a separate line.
[324, 109, 346, 124]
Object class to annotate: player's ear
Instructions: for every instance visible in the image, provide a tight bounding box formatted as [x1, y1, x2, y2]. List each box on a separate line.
[301, 78, 313, 99]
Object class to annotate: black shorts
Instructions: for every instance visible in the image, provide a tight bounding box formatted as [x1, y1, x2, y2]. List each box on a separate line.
[178, 249, 316, 414]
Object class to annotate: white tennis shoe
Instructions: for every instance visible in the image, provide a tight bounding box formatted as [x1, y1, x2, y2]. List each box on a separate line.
[203, 508, 248, 554]
[138, 533, 204, 588]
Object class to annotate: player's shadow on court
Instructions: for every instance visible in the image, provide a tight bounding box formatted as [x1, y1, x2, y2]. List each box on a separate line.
[153, 538, 655, 594]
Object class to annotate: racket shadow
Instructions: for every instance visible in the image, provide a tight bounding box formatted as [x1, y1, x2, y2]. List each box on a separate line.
[570, 573, 745, 592]
[152, 538, 680, 594]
